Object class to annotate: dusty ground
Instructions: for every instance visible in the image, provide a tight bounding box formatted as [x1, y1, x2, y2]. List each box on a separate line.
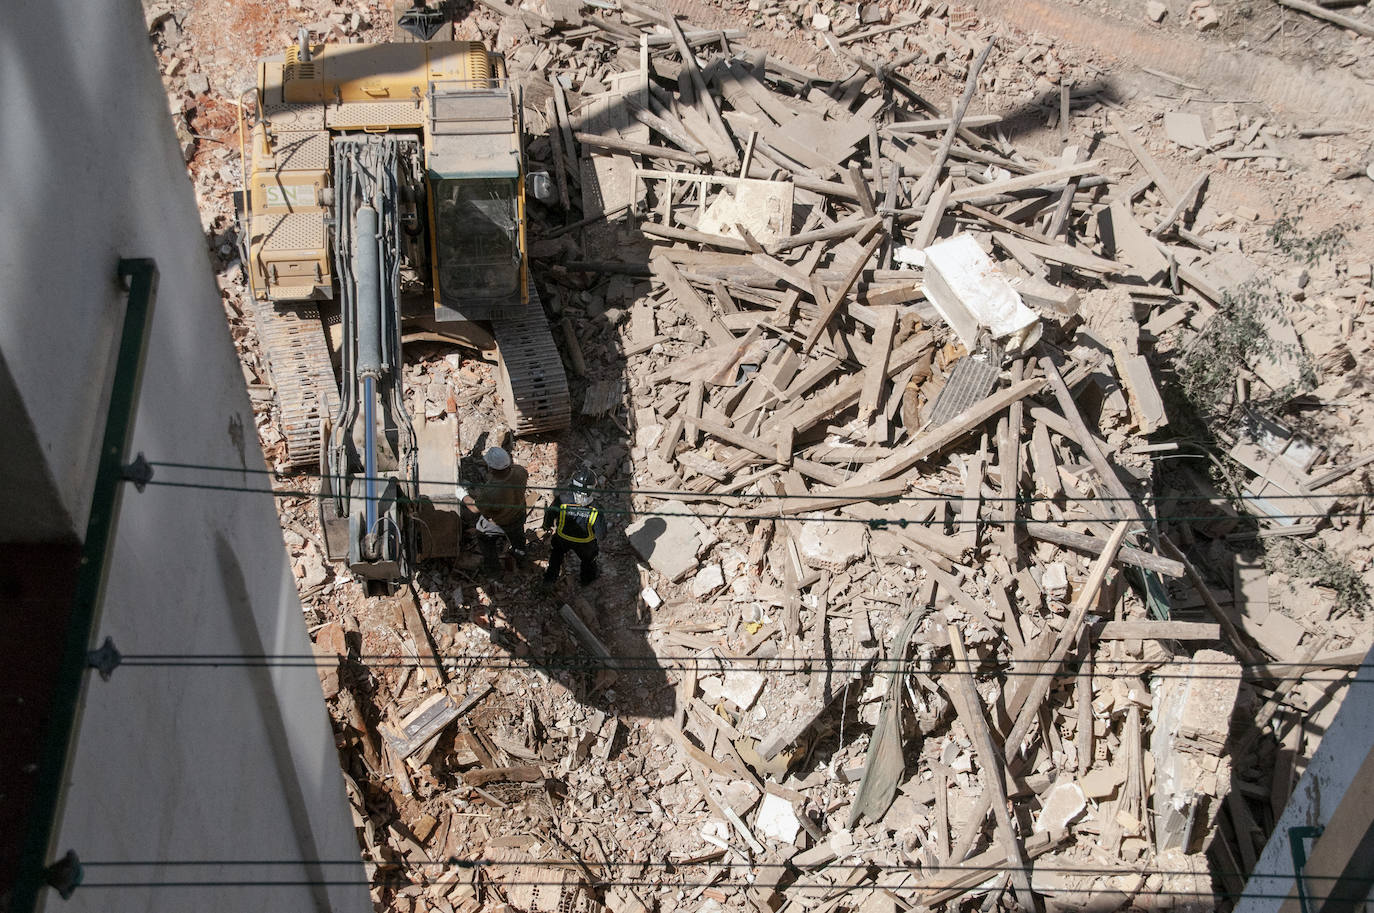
[144, 0, 1374, 908]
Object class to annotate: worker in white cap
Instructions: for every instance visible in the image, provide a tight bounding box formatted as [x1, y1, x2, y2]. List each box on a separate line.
[457, 446, 529, 576]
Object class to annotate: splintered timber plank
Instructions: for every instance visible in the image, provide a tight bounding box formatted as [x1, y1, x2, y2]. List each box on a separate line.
[693, 416, 779, 460]
[918, 832, 1063, 905]
[911, 177, 954, 250]
[1095, 620, 1221, 640]
[1039, 355, 1144, 523]
[758, 650, 879, 760]
[946, 523, 1130, 867]
[911, 38, 997, 210]
[944, 626, 1036, 902]
[946, 160, 1102, 203]
[801, 233, 883, 354]
[666, 15, 736, 168]
[856, 378, 1047, 483]
[736, 478, 908, 518]
[1021, 523, 1184, 577]
[769, 214, 881, 254]
[574, 131, 706, 165]
[651, 255, 737, 347]
[772, 331, 933, 437]
[1107, 111, 1181, 204]
[858, 307, 898, 420]
[395, 586, 445, 687]
[1012, 521, 1129, 748]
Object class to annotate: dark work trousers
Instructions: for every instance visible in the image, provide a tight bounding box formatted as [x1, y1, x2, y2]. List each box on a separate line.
[546, 536, 599, 584]
[478, 520, 527, 573]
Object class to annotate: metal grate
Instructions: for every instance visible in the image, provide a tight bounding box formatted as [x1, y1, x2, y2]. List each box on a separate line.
[325, 100, 421, 128]
[263, 101, 323, 130]
[259, 212, 325, 252]
[927, 356, 1001, 427]
[273, 131, 329, 170]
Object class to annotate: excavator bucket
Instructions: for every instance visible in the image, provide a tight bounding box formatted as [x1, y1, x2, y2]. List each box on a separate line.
[412, 414, 462, 558]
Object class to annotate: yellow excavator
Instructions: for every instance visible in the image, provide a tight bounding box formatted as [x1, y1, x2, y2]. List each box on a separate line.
[237, 23, 569, 585]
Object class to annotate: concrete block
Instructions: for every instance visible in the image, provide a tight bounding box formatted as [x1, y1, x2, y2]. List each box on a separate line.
[756, 792, 801, 843]
[697, 179, 794, 246]
[1211, 103, 1240, 134]
[1009, 274, 1080, 317]
[1114, 350, 1168, 432]
[1042, 561, 1069, 601]
[722, 670, 766, 711]
[1164, 111, 1209, 148]
[625, 499, 703, 582]
[921, 233, 1042, 353]
[1099, 201, 1169, 282]
[1035, 781, 1087, 833]
[797, 515, 867, 571]
[691, 563, 725, 598]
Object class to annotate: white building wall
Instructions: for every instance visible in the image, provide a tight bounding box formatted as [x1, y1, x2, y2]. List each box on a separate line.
[0, 1, 369, 911]
[1235, 646, 1374, 913]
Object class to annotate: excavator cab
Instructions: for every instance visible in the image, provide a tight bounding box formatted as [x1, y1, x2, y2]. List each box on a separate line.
[432, 176, 521, 304]
[424, 74, 529, 323]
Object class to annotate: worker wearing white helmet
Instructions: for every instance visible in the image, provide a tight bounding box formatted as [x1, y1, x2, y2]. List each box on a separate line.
[458, 446, 529, 576]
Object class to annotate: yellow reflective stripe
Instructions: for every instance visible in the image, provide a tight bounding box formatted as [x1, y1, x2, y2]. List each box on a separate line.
[556, 504, 597, 543]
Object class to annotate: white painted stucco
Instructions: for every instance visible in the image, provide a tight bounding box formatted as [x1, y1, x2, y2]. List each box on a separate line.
[0, 1, 368, 910]
[1235, 645, 1374, 913]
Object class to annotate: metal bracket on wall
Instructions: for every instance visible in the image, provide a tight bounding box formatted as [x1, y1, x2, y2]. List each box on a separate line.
[43, 850, 81, 899]
[1289, 824, 1325, 913]
[122, 452, 153, 492]
[11, 258, 157, 913]
[86, 637, 122, 681]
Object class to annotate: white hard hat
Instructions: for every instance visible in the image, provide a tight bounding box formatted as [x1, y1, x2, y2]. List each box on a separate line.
[483, 446, 511, 471]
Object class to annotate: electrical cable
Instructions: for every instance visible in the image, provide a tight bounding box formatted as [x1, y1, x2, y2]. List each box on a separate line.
[145, 458, 1373, 504]
[130, 477, 1369, 527]
[62, 877, 1370, 900]
[103, 654, 1370, 684]
[71, 858, 1373, 882]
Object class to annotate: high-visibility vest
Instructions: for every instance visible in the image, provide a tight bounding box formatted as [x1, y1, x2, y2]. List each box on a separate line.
[556, 504, 598, 543]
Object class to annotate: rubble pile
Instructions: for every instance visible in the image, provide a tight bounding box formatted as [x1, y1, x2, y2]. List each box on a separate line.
[141, 0, 1374, 910]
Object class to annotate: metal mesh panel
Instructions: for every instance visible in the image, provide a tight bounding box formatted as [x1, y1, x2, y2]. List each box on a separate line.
[273, 131, 330, 170]
[325, 100, 422, 127]
[260, 212, 325, 251]
[263, 101, 323, 129]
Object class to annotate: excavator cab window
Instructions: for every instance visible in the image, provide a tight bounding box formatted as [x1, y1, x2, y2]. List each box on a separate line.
[433, 177, 519, 303]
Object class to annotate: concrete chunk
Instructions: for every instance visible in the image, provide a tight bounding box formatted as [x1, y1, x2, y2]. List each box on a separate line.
[797, 515, 868, 571]
[922, 233, 1042, 352]
[722, 670, 766, 711]
[1114, 350, 1169, 432]
[625, 499, 703, 582]
[756, 792, 801, 843]
[1035, 781, 1087, 833]
[691, 563, 725, 598]
[1164, 111, 1208, 148]
[1010, 274, 1080, 317]
[1100, 201, 1169, 282]
[697, 179, 794, 245]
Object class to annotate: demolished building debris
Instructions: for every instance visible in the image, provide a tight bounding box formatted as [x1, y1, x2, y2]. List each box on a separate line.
[148, 0, 1374, 909]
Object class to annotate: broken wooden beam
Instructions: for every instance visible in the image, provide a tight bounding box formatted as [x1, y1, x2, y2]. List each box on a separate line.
[856, 377, 1047, 483]
[1021, 522, 1184, 577]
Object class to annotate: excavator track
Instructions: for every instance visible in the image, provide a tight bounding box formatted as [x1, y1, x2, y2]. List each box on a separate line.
[251, 297, 338, 467]
[492, 289, 571, 435]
